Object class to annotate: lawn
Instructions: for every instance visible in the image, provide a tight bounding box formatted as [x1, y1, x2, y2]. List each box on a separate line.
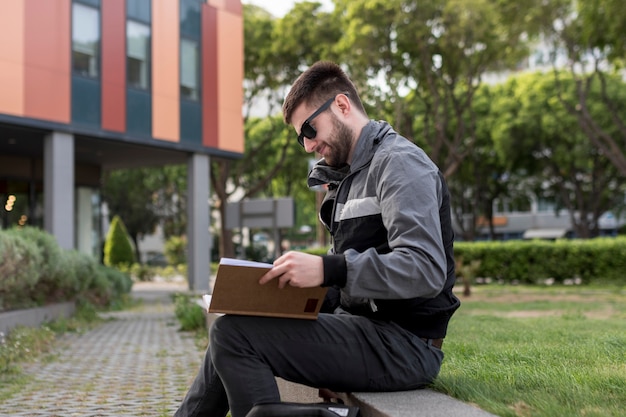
[434, 285, 626, 417]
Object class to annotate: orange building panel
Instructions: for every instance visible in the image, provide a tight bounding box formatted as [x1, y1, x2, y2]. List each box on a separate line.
[211, 2, 244, 154]
[24, 0, 71, 124]
[202, 4, 219, 149]
[0, 1, 25, 117]
[152, 0, 180, 142]
[101, 0, 126, 133]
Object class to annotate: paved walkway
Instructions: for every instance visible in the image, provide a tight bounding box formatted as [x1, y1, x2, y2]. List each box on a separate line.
[0, 281, 202, 417]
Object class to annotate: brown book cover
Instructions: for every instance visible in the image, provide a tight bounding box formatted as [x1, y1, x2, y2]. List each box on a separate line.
[205, 258, 328, 320]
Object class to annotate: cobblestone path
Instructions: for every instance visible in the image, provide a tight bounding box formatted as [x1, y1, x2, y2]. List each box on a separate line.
[0, 283, 205, 417]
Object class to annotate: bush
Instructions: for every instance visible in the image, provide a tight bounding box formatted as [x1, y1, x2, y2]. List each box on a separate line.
[0, 227, 134, 312]
[6, 227, 65, 304]
[0, 232, 42, 310]
[103, 215, 135, 268]
[173, 293, 205, 331]
[454, 237, 626, 285]
[165, 235, 187, 265]
[129, 263, 157, 282]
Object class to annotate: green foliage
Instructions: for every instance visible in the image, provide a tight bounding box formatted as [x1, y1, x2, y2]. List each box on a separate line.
[103, 215, 135, 268]
[128, 263, 157, 282]
[173, 293, 205, 332]
[165, 235, 186, 266]
[455, 237, 626, 284]
[0, 227, 133, 312]
[5, 227, 65, 305]
[102, 165, 188, 245]
[0, 232, 42, 310]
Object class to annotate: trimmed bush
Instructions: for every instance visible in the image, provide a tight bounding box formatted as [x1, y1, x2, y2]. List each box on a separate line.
[103, 215, 135, 268]
[455, 237, 626, 285]
[305, 238, 626, 285]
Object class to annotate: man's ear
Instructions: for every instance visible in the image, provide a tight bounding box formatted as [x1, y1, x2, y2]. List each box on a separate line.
[335, 93, 351, 115]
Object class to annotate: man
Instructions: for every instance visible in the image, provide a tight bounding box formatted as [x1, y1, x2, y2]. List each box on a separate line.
[175, 61, 460, 417]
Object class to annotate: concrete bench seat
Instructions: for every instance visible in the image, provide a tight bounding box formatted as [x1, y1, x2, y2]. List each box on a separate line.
[277, 379, 497, 417]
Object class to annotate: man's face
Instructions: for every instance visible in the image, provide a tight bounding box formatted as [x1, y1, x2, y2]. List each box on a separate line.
[293, 98, 354, 167]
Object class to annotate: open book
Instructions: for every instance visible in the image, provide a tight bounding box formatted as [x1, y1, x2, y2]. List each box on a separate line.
[203, 258, 328, 320]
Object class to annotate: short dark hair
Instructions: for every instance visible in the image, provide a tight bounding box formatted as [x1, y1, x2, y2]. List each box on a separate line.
[282, 61, 367, 125]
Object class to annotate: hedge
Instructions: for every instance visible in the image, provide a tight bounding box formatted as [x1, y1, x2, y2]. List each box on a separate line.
[454, 237, 626, 284]
[304, 237, 626, 285]
[0, 226, 133, 312]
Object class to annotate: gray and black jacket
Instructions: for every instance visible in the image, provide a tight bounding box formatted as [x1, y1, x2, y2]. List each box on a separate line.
[308, 120, 460, 339]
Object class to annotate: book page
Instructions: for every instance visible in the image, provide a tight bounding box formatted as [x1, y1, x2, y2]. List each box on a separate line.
[219, 257, 273, 268]
[202, 294, 212, 310]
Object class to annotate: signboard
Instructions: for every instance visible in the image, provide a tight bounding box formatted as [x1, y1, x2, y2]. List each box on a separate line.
[225, 198, 294, 230]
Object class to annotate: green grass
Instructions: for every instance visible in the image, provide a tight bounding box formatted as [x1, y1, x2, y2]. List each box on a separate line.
[434, 285, 626, 417]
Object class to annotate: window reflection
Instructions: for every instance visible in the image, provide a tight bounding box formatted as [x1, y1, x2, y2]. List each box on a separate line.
[72, 3, 100, 78]
[127, 21, 151, 90]
[180, 39, 199, 100]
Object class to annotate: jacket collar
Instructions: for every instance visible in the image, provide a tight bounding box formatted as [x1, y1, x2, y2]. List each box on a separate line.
[307, 120, 392, 188]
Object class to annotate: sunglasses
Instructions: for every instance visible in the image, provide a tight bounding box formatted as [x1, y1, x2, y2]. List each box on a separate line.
[297, 94, 348, 147]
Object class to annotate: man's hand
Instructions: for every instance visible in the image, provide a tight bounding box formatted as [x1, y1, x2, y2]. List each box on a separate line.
[259, 251, 324, 289]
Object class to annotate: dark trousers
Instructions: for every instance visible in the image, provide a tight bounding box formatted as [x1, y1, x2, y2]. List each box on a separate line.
[174, 313, 444, 417]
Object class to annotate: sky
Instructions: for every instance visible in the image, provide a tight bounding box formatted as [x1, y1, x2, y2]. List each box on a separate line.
[242, 0, 333, 18]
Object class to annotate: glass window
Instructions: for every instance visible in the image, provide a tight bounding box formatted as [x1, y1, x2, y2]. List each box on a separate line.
[180, 0, 201, 38]
[127, 0, 150, 23]
[72, 3, 100, 78]
[180, 39, 199, 100]
[537, 197, 556, 212]
[76, 0, 100, 7]
[127, 21, 150, 90]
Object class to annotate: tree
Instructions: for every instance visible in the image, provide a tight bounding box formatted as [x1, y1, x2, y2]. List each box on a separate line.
[102, 168, 159, 261]
[102, 165, 188, 261]
[332, 0, 553, 179]
[448, 83, 520, 241]
[103, 215, 135, 267]
[211, 3, 341, 258]
[543, 0, 626, 176]
[490, 71, 626, 237]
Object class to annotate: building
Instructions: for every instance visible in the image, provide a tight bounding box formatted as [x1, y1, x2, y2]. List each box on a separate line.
[0, 0, 243, 291]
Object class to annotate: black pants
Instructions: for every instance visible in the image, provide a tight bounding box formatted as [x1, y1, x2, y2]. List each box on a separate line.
[174, 313, 444, 417]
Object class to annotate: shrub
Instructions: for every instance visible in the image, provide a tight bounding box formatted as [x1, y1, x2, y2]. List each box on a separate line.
[454, 237, 626, 285]
[129, 262, 157, 282]
[6, 227, 65, 304]
[173, 293, 205, 331]
[165, 235, 187, 265]
[0, 227, 134, 312]
[0, 232, 42, 310]
[103, 215, 135, 268]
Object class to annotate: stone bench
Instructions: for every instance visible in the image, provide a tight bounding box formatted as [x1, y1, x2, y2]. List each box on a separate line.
[278, 380, 497, 417]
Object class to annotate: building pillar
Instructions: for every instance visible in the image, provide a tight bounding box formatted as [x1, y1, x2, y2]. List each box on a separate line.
[187, 153, 211, 292]
[44, 131, 75, 250]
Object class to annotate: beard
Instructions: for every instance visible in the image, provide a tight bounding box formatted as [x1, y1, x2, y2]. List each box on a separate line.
[324, 114, 354, 167]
